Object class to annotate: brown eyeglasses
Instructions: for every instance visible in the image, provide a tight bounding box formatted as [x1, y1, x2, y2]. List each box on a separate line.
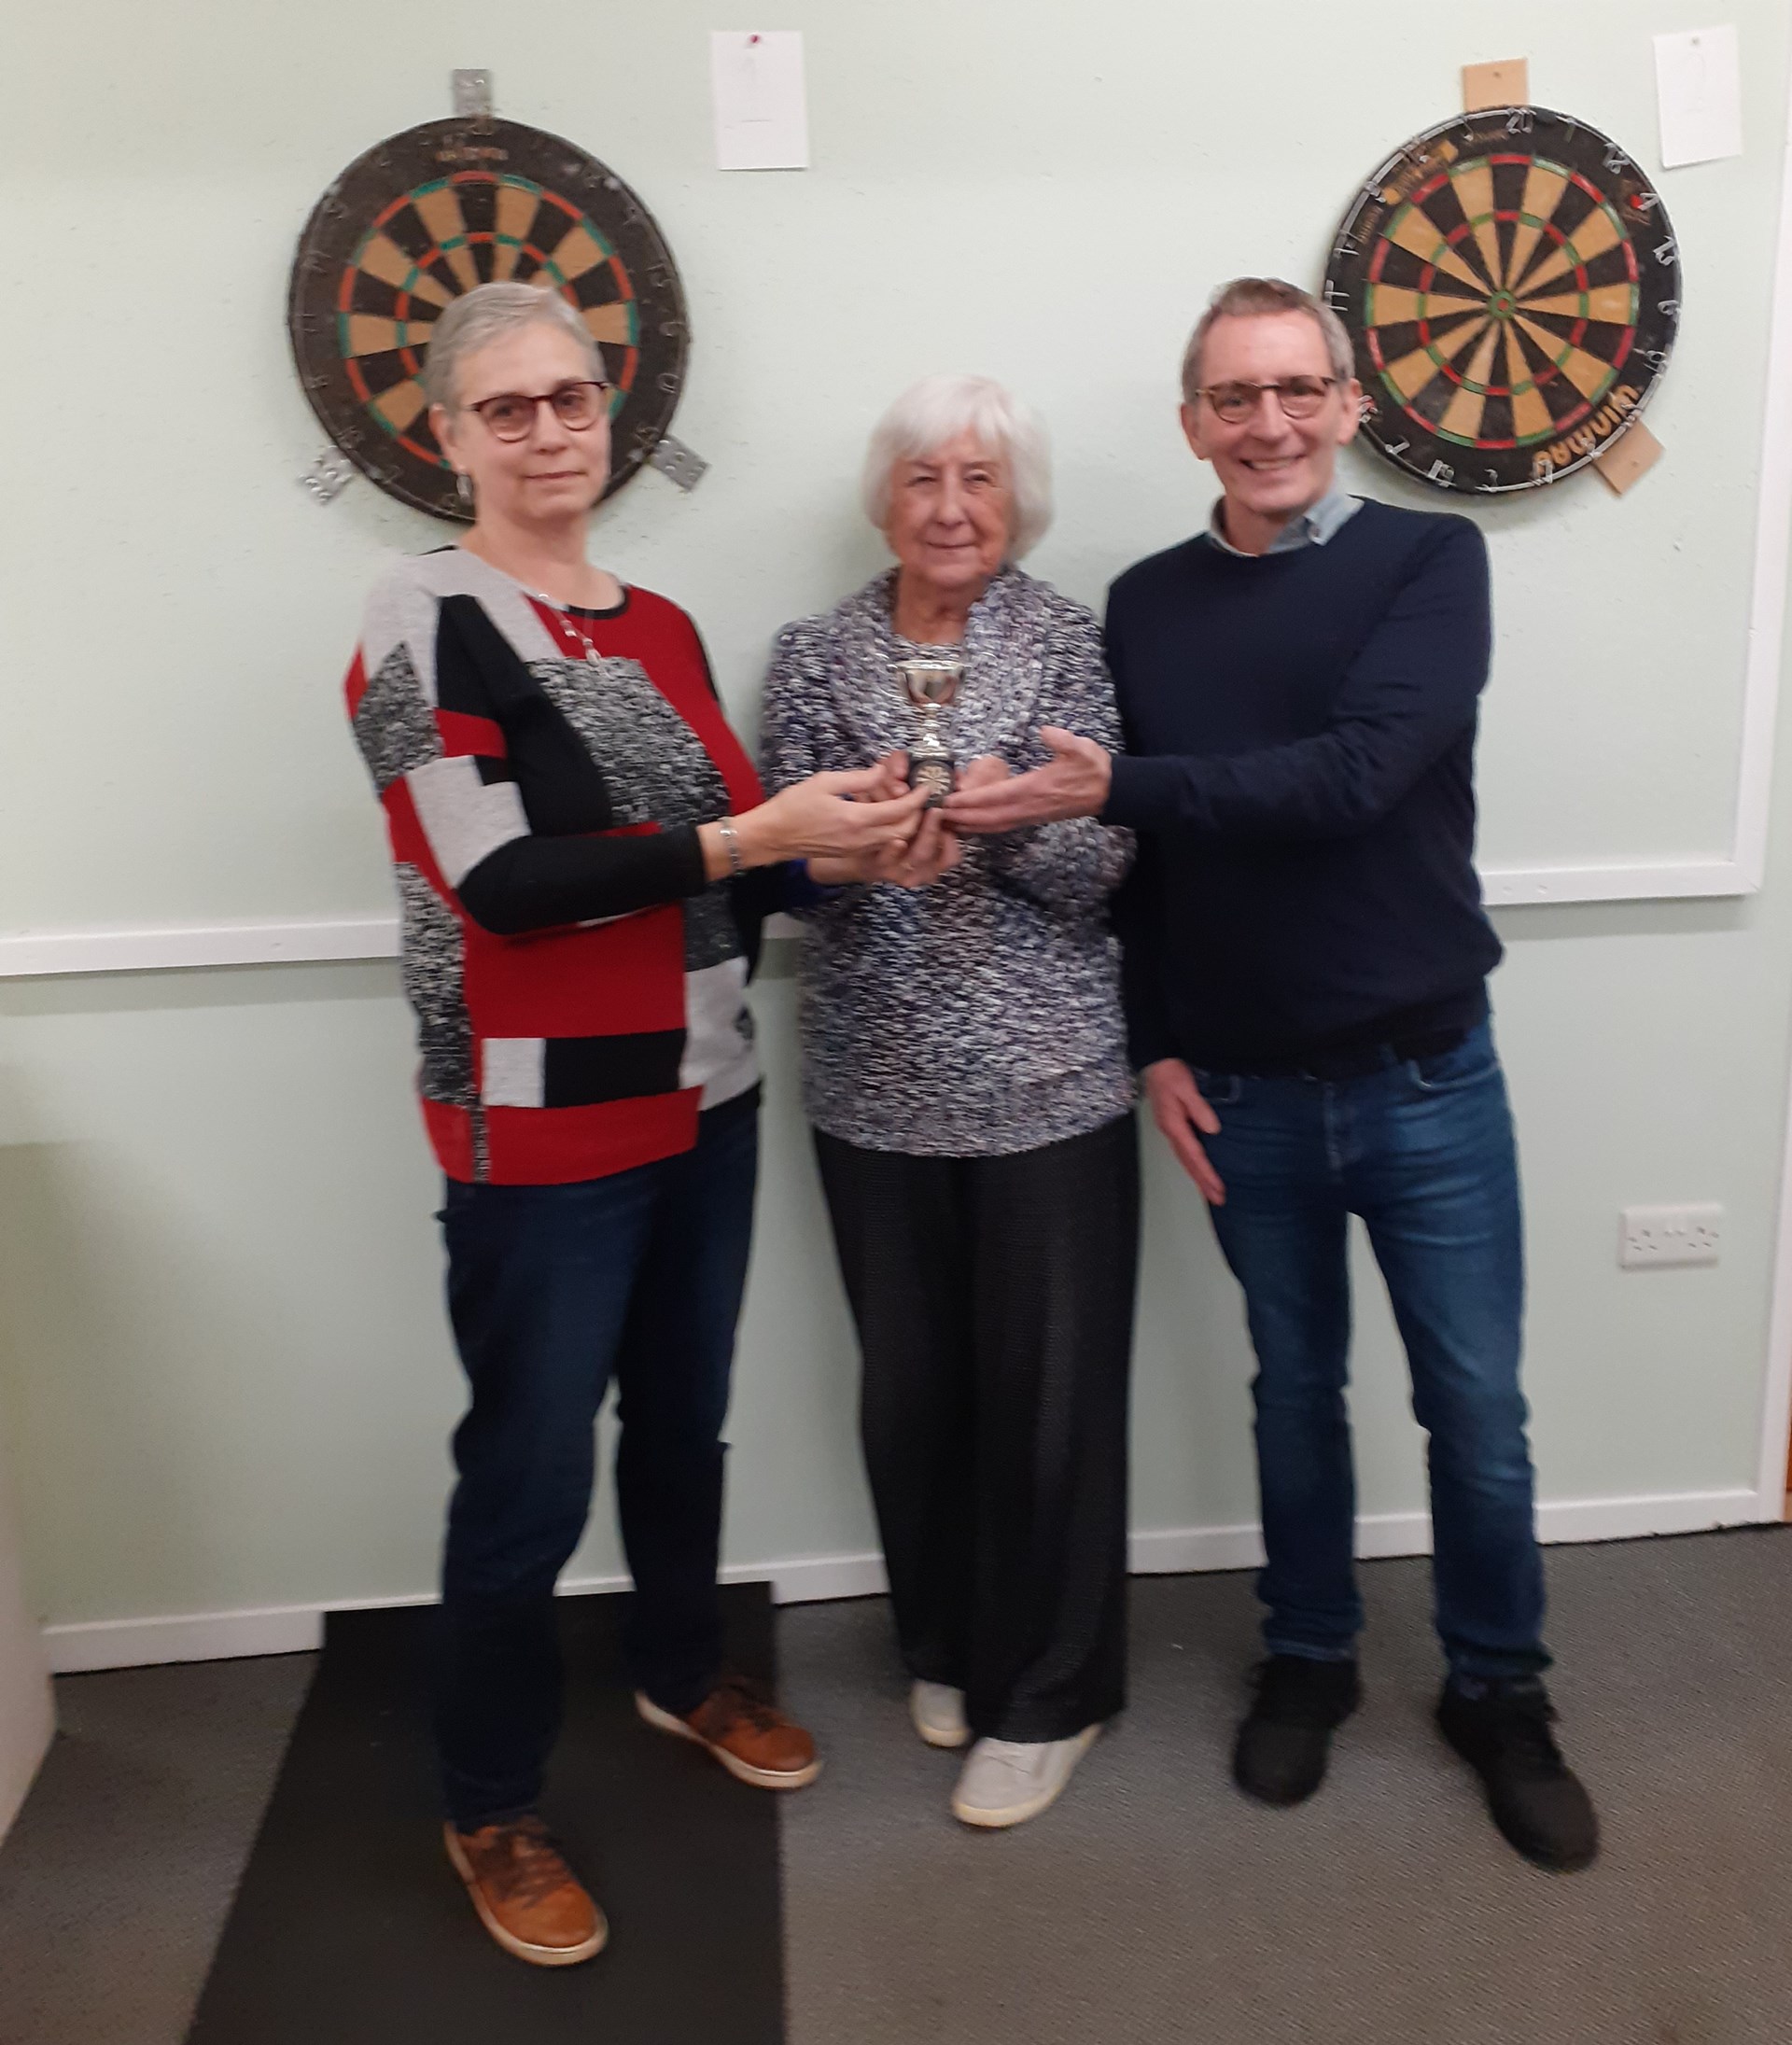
[1196, 376, 1339, 425]
[466, 379, 614, 441]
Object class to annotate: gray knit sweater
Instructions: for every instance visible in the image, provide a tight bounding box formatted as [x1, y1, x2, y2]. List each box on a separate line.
[758, 566, 1135, 1156]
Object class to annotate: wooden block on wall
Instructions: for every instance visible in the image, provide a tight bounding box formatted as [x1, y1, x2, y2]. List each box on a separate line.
[1463, 58, 1529, 112]
[1595, 420, 1664, 496]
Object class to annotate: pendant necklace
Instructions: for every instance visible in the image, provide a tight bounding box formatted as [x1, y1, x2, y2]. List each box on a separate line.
[537, 592, 605, 667]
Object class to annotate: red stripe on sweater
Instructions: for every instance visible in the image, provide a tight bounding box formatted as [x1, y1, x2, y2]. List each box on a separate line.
[634, 595, 765, 815]
[437, 709, 506, 758]
[421, 1097, 477, 1181]
[461, 903, 687, 1038]
[343, 651, 369, 719]
[380, 778, 455, 901]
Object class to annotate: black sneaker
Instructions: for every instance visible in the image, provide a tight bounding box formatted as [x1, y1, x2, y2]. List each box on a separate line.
[1436, 1680, 1600, 1871]
[1232, 1655, 1362, 1806]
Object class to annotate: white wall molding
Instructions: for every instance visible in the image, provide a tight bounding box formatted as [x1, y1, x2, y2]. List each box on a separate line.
[1759, 1031, 1792, 1519]
[37, 1486, 1761, 1674]
[1737, 49, 1792, 890]
[0, 850, 1775, 986]
[0, 915, 401, 980]
[0, 849, 1775, 982]
[1750, 52, 1792, 1526]
[1477, 858, 1752, 908]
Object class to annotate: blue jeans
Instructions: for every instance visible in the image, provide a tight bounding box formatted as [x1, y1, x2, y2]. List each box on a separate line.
[1198, 1022, 1547, 1683]
[433, 1092, 759, 1828]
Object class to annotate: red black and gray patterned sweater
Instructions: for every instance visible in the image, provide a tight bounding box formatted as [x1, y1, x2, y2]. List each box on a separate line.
[346, 546, 777, 1185]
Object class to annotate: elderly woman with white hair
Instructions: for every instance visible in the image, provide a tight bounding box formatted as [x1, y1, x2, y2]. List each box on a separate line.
[346, 282, 926, 1967]
[759, 375, 1138, 1829]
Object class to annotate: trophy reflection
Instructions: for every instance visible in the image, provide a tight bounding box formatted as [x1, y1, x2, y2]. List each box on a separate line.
[894, 655, 964, 806]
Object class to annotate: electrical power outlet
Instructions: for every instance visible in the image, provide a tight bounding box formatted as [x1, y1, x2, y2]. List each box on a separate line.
[1619, 1203, 1723, 1268]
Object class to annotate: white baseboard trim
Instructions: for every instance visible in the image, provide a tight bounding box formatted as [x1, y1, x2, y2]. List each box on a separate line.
[1533, 1486, 1763, 1544]
[43, 1603, 329, 1674]
[1124, 1486, 1764, 1577]
[735, 1552, 888, 1604]
[37, 1487, 1763, 1674]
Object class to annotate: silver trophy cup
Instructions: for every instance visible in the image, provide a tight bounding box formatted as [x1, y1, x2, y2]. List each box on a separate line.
[895, 655, 964, 806]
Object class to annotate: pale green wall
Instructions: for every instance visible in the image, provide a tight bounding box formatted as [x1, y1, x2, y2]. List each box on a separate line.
[1, 0, 1789, 1625]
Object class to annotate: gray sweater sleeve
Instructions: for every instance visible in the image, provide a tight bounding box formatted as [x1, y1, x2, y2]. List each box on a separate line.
[981, 603, 1134, 913]
[758, 620, 830, 796]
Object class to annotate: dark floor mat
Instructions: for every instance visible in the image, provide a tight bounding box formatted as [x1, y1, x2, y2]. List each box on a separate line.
[185, 1586, 785, 2043]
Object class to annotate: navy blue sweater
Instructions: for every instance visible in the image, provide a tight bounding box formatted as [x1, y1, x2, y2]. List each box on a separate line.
[1101, 499, 1503, 1071]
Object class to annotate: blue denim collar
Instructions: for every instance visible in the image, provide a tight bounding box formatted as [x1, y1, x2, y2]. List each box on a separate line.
[1206, 483, 1362, 558]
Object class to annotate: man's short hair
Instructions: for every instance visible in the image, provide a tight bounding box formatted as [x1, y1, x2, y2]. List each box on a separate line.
[1180, 278, 1355, 403]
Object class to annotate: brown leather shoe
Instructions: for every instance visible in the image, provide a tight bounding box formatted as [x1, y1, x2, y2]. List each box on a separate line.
[443, 1816, 608, 1968]
[635, 1676, 822, 1788]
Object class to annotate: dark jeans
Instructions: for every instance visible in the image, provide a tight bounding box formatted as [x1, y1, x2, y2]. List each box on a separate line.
[434, 1093, 758, 1828]
[1198, 1022, 1547, 1683]
[814, 1114, 1141, 1743]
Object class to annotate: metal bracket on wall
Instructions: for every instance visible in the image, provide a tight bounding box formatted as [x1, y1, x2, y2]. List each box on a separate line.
[649, 435, 709, 491]
[299, 450, 354, 505]
[452, 69, 494, 119]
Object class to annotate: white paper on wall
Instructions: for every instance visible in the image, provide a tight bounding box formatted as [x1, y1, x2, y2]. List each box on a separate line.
[711, 30, 810, 171]
[1654, 25, 1743, 169]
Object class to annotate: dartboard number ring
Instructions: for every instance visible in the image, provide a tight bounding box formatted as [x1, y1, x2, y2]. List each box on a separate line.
[287, 118, 689, 521]
[1323, 108, 1680, 494]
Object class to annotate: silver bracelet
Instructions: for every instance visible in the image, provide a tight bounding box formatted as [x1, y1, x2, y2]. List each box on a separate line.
[717, 815, 745, 876]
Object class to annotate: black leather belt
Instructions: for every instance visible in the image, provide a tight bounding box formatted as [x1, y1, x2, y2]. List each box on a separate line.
[1210, 1024, 1471, 1083]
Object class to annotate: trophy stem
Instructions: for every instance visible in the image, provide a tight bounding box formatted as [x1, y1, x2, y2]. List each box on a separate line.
[910, 707, 953, 806]
[896, 657, 962, 808]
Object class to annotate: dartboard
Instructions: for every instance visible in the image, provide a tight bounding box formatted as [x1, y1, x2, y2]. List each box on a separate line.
[1323, 108, 1680, 494]
[287, 118, 689, 520]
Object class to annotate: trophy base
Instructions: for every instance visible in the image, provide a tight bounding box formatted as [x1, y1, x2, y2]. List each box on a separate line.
[909, 750, 954, 808]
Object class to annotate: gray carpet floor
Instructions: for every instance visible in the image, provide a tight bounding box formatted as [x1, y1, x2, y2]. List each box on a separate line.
[780, 1530, 1792, 2045]
[5, 1530, 1792, 2044]
[0, 1654, 315, 2045]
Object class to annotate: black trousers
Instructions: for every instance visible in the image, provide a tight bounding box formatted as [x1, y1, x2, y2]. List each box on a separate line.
[814, 1113, 1141, 1743]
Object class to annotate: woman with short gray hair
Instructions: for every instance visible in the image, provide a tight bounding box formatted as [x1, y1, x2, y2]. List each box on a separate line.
[759, 373, 1139, 1829]
[347, 282, 926, 1965]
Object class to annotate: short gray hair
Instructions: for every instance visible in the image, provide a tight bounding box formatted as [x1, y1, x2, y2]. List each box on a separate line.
[1181, 277, 1354, 402]
[861, 374, 1053, 558]
[422, 283, 606, 411]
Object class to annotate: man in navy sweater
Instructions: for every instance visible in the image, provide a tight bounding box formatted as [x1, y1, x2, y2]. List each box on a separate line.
[945, 277, 1597, 1871]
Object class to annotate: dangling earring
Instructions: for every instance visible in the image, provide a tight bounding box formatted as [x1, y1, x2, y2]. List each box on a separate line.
[455, 471, 473, 506]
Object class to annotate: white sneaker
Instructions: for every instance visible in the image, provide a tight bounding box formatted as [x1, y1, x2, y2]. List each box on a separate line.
[910, 1680, 970, 1749]
[950, 1725, 1100, 1828]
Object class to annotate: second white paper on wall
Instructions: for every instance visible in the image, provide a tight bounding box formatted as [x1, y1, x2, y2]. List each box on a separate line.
[1654, 25, 1743, 169]
[711, 30, 810, 171]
